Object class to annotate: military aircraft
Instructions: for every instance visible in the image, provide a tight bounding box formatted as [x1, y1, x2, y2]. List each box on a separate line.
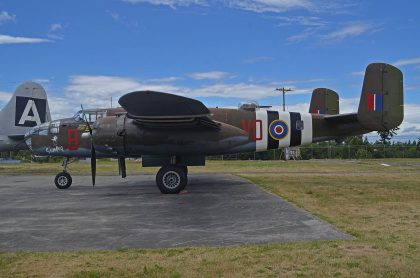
[25, 63, 403, 194]
[0, 82, 51, 152]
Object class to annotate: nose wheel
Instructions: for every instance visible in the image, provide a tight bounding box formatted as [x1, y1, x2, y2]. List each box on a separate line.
[54, 157, 73, 189]
[156, 165, 188, 194]
[54, 172, 72, 189]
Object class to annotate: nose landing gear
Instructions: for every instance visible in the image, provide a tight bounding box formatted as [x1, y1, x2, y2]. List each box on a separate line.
[54, 157, 73, 189]
[54, 171, 72, 189]
[156, 165, 188, 194]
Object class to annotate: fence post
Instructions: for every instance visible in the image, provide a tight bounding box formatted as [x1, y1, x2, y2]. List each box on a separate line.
[328, 143, 332, 159]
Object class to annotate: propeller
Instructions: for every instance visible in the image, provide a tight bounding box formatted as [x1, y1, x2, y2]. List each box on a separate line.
[81, 105, 96, 187]
[118, 157, 126, 178]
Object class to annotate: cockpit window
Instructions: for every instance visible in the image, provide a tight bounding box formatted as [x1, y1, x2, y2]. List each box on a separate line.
[73, 110, 106, 123]
[37, 123, 50, 136]
[50, 121, 60, 134]
[73, 110, 85, 122]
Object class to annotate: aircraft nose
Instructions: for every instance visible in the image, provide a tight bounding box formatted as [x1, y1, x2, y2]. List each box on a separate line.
[24, 121, 52, 149]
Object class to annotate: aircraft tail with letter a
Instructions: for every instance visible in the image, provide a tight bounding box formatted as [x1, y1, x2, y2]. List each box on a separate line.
[0, 81, 51, 151]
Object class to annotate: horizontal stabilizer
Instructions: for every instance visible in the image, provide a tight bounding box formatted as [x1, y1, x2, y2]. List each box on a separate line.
[8, 134, 25, 140]
[324, 113, 358, 124]
[119, 91, 211, 119]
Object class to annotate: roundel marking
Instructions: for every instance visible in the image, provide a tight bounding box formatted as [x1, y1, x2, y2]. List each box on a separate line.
[269, 119, 289, 140]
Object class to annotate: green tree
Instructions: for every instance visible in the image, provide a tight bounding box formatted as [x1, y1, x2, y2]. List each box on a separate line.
[377, 127, 400, 145]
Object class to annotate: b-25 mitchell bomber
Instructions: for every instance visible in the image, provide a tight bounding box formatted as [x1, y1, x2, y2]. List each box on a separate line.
[25, 63, 404, 194]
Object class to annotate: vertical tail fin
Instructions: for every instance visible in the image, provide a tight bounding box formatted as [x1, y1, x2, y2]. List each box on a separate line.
[0, 81, 51, 136]
[309, 88, 339, 115]
[357, 63, 403, 131]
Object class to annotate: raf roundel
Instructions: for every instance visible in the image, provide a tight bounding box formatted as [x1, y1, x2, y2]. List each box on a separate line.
[269, 120, 289, 140]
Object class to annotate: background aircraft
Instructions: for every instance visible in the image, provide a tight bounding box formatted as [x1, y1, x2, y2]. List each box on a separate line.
[0, 82, 51, 152]
[25, 63, 403, 194]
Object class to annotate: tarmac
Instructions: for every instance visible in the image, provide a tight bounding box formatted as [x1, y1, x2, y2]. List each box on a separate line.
[0, 174, 351, 251]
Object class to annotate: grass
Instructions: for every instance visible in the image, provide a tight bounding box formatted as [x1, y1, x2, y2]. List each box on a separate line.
[0, 159, 419, 277]
[0, 158, 419, 176]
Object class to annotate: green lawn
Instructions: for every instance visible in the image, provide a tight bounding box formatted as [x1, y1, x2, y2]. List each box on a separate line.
[0, 159, 419, 277]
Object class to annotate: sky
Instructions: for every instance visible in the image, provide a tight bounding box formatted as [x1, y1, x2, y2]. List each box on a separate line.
[0, 0, 419, 140]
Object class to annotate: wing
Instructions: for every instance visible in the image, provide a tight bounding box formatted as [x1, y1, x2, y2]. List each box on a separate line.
[118, 91, 220, 129]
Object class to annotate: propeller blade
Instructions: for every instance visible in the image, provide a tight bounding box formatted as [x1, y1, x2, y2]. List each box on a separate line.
[118, 157, 126, 178]
[91, 144, 96, 187]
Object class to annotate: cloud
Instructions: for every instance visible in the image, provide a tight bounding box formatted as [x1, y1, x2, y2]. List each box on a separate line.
[276, 15, 327, 27]
[107, 11, 139, 28]
[47, 23, 65, 40]
[226, 0, 316, 13]
[0, 34, 52, 45]
[148, 76, 183, 83]
[242, 56, 273, 64]
[0, 91, 12, 104]
[280, 78, 328, 85]
[393, 57, 420, 67]
[50, 23, 63, 32]
[0, 11, 16, 25]
[350, 71, 364, 76]
[61, 74, 313, 115]
[287, 28, 316, 42]
[321, 22, 379, 41]
[285, 20, 380, 44]
[191, 83, 312, 99]
[398, 104, 420, 137]
[122, 0, 351, 13]
[122, 0, 207, 8]
[188, 71, 232, 80]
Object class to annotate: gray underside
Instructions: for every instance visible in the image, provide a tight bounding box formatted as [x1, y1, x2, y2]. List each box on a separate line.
[0, 174, 351, 252]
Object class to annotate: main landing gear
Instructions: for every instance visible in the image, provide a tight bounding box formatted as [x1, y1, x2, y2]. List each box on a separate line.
[53, 157, 189, 194]
[156, 165, 188, 194]
[54, 157, 73, 189]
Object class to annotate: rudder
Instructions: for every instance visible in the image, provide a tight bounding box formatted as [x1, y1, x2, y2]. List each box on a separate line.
[309, 88, 339, 115]
[0, 81, 51, 136]
[357, 63, 403, 131]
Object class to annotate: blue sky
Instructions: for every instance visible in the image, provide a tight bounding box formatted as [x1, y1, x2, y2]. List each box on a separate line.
[0, 0, 419, 139]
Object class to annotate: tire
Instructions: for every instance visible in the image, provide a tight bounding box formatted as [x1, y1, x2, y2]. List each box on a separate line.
[156, 166, 188, 194]
[54, 172, 72, 189]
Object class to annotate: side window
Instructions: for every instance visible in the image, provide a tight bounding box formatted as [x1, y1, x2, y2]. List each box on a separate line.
[50, 121, 60, 134]
[98, 112, 106, 120]
[296, 120, 304, 131]
[38, 123, 49, 136]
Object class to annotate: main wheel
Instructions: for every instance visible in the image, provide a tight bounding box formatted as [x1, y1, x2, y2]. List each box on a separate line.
[156, 166, 187, 194]
[54, 172, 72, 189]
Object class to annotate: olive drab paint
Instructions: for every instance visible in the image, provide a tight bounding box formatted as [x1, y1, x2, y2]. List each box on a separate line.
[26, 63, 404, 164]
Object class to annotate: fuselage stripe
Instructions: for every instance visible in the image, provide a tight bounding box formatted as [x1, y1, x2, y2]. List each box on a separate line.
[267, 111, 279, 150]
[289, 112, 302, 147]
